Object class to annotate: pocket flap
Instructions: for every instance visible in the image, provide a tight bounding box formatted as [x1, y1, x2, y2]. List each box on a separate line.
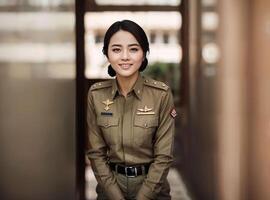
[134, 117, 158, 128]
[97, 117, 119, 128]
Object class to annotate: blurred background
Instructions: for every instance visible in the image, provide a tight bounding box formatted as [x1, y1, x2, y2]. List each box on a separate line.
[0, 0, 270, 200]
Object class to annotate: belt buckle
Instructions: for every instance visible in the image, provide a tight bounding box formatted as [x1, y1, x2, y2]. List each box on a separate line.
[125, 166, 137, 177]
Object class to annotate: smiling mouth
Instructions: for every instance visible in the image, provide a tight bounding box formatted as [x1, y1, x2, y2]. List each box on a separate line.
[119, 64, 132, 69]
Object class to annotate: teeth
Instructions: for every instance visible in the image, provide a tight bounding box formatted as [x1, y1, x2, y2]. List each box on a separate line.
[120, 64, 131, 68]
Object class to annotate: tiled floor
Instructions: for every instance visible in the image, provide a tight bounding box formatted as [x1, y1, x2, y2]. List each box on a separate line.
[85, 166, 192, 200]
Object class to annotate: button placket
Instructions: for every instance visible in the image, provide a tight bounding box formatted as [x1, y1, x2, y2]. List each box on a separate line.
[144, 123, 148, 128]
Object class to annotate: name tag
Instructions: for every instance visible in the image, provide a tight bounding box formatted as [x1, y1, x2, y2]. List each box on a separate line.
[101, 112, 113, 116]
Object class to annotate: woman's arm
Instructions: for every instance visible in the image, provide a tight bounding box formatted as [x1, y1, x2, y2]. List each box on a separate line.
[86, 88, 125, 200]
[136, 88, 175, 200]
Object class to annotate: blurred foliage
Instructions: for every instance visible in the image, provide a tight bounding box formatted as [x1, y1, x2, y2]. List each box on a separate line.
[142, 62, 180, 102]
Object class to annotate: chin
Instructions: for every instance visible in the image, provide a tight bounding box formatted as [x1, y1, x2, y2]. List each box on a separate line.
[117, 70, 138, 78]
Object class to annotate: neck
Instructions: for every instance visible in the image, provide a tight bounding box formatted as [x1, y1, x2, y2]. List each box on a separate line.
[116, 72, 139, 97]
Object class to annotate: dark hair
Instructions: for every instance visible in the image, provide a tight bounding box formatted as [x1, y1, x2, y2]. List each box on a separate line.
[102, 20, 150, 77]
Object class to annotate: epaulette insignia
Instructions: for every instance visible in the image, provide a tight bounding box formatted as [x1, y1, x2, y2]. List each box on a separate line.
[90, 80, 112, 91]
[144, 78, 169, 91]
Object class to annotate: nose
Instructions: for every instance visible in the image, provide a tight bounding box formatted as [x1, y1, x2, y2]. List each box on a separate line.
[121, 49, 129, 60]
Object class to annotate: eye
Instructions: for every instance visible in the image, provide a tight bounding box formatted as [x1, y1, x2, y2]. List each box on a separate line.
[112, 48, 121, 53]
[130, 48, 139, 52]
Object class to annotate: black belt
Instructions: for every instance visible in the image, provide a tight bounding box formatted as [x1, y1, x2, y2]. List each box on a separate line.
[109, 163, 150, 177]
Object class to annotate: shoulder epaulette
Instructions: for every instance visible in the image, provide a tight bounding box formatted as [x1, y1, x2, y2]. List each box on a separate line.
[143, 77, 169, 91]
[90, 80, 112, 91]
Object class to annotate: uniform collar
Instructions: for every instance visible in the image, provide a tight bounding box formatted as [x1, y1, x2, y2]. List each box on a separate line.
[133, 74, 144, 100]
[111, 79, 119, 99]
[111, 73, 144, 100]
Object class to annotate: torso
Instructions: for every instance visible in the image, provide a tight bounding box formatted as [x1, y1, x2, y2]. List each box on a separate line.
[89, 74, 169, 165]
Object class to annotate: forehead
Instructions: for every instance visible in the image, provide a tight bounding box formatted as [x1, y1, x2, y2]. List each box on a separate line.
[109, 30, 139, 46]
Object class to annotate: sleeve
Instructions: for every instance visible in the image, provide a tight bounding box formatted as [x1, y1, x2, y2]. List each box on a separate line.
[86, 89, 125, 200]
[136, 89, 175, 200]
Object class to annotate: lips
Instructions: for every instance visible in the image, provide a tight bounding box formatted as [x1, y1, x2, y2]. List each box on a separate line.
[119, 63, 132, 69]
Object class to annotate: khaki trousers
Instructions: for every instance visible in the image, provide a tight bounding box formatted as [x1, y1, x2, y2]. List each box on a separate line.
[96, 171, 171, 200]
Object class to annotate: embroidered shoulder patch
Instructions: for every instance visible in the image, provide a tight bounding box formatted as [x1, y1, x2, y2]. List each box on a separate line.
[170, 108, 177, 118]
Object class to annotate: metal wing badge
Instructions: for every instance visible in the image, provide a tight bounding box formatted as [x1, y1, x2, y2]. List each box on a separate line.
[137, 105, 155, 115]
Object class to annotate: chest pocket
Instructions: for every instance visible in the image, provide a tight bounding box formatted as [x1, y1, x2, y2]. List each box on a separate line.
[97, 117, 119, 145]
[133, 116, 159, 147]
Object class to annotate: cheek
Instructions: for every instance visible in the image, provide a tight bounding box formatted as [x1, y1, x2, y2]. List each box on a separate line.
[107, 54, 118, 64]
[134, 52, 144, 62]
[136, 55, 144, 64]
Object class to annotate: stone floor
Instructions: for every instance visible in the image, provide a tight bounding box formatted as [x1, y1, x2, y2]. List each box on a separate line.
[85, 166, 192, 200]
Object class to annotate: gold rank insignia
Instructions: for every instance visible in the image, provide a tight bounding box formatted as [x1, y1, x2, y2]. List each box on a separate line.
[102, 99, 114, 111]
[137, 105, 155, 115]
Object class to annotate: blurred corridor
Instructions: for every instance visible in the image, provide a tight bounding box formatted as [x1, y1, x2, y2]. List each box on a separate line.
[1, 0, 270, 200]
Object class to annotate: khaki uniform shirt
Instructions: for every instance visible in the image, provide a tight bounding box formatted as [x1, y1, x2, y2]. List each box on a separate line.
[87, 74, 175, 200]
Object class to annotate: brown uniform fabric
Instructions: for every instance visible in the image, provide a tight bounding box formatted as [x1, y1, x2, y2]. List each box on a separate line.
[87, 73, 175, 200]
[96, 172, 171, 200]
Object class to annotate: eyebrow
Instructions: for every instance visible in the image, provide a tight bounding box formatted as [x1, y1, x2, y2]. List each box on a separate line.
[110, 43, 140, 47]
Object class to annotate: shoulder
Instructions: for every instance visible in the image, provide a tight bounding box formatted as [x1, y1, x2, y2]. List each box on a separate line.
[89, 80, 112, 92]
[143, 76, 169, 91]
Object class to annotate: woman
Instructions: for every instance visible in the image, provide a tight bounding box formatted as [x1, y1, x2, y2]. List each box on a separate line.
[87, 20, 176, 200]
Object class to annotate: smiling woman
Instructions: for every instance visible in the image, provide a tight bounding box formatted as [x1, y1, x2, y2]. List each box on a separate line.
[107, 30, 144, 82]
[86, 20, 177, 200]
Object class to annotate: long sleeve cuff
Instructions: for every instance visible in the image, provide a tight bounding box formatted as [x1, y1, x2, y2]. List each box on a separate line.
[105, 183, 125, 200]
[136, 184, 156, 200]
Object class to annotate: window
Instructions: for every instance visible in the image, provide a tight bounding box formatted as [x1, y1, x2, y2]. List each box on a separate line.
[150, 32, 156, 43]
[95, 0, 181, 6]
[94, 33, 103, 44]
[163, 32, 169, 44]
